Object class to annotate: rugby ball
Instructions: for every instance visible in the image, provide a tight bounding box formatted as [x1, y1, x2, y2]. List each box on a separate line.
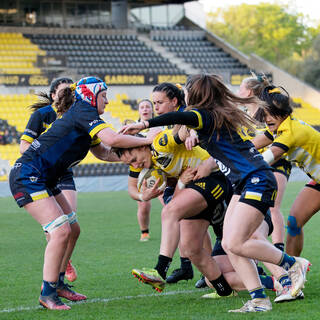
[137, 168, 167, 192]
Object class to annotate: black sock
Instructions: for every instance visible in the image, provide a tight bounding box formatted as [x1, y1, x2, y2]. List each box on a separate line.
[274, 243, 285, 251]
[141, 229, 149, 234]
[180, 257, 192, 270]
[155, 255, 172, 280]
[209, 274, 233, 296]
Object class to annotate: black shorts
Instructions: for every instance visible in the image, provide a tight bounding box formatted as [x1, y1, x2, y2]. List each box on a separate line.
[305, 180, 320, 191]
[272, 158, 292, 180]
[184, 170, 232, 227]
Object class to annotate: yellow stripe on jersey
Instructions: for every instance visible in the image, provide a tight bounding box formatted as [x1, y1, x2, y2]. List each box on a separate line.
[43, 122, 52, 129]
[189, 110, 203, 130]
[89, 123, 109, 138]
[20, 134, 34, 143]
[151, 129, 209, 178]
[244, 191, 262, 201]
[273, 116, 320, 183]
[31, 190, 49, 201]
[129, 166, 142, 174]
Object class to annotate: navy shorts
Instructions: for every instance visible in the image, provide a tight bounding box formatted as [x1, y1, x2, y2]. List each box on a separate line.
[57, 168, 76, 191]
[9, 162, 55, 207]
[234, 169, 277, 215]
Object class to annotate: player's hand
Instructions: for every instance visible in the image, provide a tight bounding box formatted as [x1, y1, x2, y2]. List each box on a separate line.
[184, 135, 199, 150]
[193, 163, 211, 180]
[140, 179, 163, 201]
[179, 167, 197, 185]
[146, 127, 162, 140]
[119, 122, 146, 135]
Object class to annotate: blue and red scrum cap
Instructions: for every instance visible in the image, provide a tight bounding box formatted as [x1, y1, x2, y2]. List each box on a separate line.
[74, 76, 108, 107]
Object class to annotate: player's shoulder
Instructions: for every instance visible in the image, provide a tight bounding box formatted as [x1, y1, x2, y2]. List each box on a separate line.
[37, 104, 54, 114]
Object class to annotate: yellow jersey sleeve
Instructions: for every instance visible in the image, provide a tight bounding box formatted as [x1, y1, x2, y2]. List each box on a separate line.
[152, 129, 181, 153]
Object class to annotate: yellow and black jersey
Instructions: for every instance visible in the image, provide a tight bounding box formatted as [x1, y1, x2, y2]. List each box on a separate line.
[151, 129, 210, 178]
[271, 115, 320, 182]
[129, 129, 211, 179]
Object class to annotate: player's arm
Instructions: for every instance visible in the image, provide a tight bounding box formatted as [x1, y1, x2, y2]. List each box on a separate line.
[172, 167, 197, 197]
[251, 131, 273, 150]
[20, 111, 42, 154]
[20, 139, 31, 154]
[97, 127, 152, 148]
[120, 111, 200, 135]
[90, 142, 120, 162]
[261, 145, 286, 165]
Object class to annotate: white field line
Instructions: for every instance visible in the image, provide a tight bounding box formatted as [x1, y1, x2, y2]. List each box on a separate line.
[0, 289, 205, 313]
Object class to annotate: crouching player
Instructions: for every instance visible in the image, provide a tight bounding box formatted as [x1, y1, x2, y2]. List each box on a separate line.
[113, 128, 235, 297]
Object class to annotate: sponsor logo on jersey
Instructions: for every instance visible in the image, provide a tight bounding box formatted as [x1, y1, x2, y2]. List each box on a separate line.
[30, 176, 38, 182]
[215, 160, 231, 176]
[13, 162, 22, 169]
[89, 119, 99, 126]
[31, 139, 41, 150]
[158, 134, 168, 146]
[24, 128, 37, 136]
[195, 182, 206, 189]
[251, 176, 260, 184]
[156, 156, 171, 168]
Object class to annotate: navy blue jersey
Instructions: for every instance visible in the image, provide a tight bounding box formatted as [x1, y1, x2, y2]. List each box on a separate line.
[147, 109, 272, 187]
[190, 109, 271, 186]
[21, 105, 57, 143]
[17, 100, 108, 182]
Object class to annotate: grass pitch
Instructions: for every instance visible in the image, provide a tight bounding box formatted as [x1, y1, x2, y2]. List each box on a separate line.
[0, 181, 319, 319]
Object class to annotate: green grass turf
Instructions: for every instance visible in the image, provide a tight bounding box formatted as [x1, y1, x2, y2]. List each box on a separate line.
[0, 181, 319, 319]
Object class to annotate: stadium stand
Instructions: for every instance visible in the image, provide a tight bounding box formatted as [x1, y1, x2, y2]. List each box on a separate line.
[151, 30, 250, 76]
[24, 33, 183, 76]
[292, 98, 320, 130]
[0, 33, 45, 75]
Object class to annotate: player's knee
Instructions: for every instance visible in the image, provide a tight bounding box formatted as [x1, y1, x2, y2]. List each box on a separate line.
[222, 237, 243, 256]
[42, 214, 71, 241]
[221, 238, 230, 254]
[287, 215, 302, 237]
[161, 204, 177, 222]
[181, 244, 200, 260]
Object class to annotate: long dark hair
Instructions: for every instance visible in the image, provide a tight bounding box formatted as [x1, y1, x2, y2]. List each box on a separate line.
[29, 77, 73, 115]
[153, 82, 185, 107]
[54, 86, 75, 115]
[260, 85, 292, 119]
[185, 74, 257, 135]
